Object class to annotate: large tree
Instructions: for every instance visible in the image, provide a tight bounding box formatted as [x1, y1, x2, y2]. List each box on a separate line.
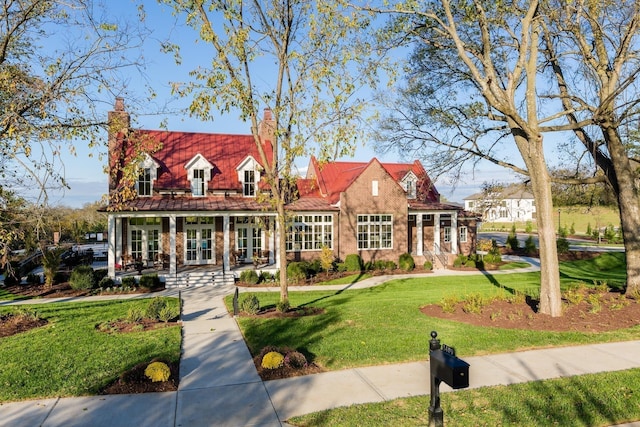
[540, 0, 640, 296]
[375, 0, 640, 300]
[159, 0, 384, 303]
[0, 0, 147, 262]
[374, 1, 564, 316]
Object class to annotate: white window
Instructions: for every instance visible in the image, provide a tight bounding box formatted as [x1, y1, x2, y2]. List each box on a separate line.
[372, 180, 379, 196]
[137, 168, 152, 196]
[459, 226, 467, 243]
[444, 227, 451, 243]
[286, 215, 333, 251]
[357, 214, 392, 249]
[192, 169, 205, 196]
[243, 170, 255, 196]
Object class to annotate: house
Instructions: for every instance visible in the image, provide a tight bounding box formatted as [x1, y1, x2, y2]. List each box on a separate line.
[464, 184, 536, 222]
[104, 98, 478, 285]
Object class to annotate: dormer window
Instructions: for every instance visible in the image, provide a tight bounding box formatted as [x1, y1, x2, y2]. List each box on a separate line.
[137, 154, 159, 197]
[237, 155, 261, 198]
[244, 170, 255, 196]
[185, 153, 214, 198]
[401, 171, 418, 199]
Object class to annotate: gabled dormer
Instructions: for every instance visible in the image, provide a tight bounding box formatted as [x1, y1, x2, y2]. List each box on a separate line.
[185, 153, 214, 197]
[236, 155, 261, 197]
[400, 171, 418, 199]
[137, 154, 160, 197]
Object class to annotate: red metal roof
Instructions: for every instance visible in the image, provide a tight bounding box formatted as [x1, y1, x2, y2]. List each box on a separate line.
[130, 129, 272, 192]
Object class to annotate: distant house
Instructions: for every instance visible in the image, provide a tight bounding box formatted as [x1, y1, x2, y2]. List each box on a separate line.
[104, 98, 479, 284]
[464, 184, 536, 222]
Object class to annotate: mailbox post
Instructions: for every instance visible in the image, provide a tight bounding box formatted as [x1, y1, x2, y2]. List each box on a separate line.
[428, 331, 470, 427]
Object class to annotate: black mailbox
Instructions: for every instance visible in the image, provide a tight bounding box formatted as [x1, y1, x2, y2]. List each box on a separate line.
[430, 348, 470, 389]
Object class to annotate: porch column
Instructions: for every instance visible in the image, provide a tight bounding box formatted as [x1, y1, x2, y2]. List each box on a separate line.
[451, 211, 458, 254]
[115, 218, 122, 264]
[434, 213, 441, 254]
[274, 216, 281, 269]
[223, 214, 230, 272]
[108, 215, 116, 278]
[269, 216, 275, 264]
[169, 215, 177, 275]
[416, 214, 424, 256]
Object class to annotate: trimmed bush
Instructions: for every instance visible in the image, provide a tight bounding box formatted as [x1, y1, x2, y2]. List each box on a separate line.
[398, 253, 415, 271]
[506, 225, 519, 250]
[453, 254, 467, 268]
[423, 260, 433, 271]
[287, 262, 307, 283]
[139, 274, 161, 290]
[258, 271, 274, 283]
[240, 269, 259, 285]
[483, 252, 502, 264]
[69, 265, 95, 290]
[240, 294, 260, 315]
[144, 361, 171, 382]
[524, 236, 537, 255]
[122, 276, 137, 287]
[145, 297, 168, 320]
[276, 299, 290, 313]
[343, 254, 363, 272]
[284, 351, 308, 369]
[557, 237, 570, 254]
[99, 276, 115, 288]
[261, 351, 284, 370]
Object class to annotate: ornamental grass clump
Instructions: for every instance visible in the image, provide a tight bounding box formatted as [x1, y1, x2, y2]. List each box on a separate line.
[144, 361, 171, 382]
[261, 351, 284, 370]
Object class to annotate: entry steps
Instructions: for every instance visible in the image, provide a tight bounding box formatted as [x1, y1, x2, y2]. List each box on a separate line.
[163, 270, 236, 288]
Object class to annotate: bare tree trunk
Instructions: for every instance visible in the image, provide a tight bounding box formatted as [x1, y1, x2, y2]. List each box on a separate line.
[603, 127, 640, 296]
[276, 202, 289, 302]
[512, 129, 563, 316]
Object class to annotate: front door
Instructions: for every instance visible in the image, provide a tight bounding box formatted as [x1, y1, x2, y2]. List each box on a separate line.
[185, 226, 215, 265]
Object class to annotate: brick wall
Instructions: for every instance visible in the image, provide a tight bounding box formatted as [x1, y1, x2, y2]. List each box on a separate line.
[338, 161, 408, 263]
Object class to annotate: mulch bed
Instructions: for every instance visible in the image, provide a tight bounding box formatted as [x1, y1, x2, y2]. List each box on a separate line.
[100, 360, 180, 394]
[0, 313, 48, 338]
[3, 282, 163, 299]
[421, 290, 640, 332]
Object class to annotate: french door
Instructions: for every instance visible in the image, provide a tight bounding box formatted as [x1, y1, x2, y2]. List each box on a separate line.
[185, 225, 215, 265]
[236, 219, 262, 263]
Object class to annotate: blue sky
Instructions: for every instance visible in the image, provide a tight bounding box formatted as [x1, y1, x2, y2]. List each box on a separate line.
[45, 0, 519, 208]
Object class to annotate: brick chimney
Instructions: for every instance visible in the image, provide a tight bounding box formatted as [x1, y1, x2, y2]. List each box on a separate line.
[258, 108, 275, 144]
[108, 97, 130, 193]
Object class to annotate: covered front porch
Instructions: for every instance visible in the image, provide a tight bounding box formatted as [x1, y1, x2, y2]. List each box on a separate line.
[107, 210, 280, 285]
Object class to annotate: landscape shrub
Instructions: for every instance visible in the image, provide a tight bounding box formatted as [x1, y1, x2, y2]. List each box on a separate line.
[93, 269, 108, 283]
[145, 297, 168, 319]
[276, 299, 290, 313]
[99, 276, 115, 288]
[258, 271, 274, 283]
[69, 265, 95, 290]
[385, 260, 397, 270]
[284, 351, 308, 369]
[556, 237, 570, 254]
[239, 269, 259, 285]
[240, 294, 260, 315]
[524, 236, 537, 255]
[506, 225, 519, 250]
[158, 305, 178, 322]
[144, 361, 171, 382]
[525, 221, 533, 233]
[126, 306, 145, 323]
[398, 253, 415, 271]
[307, 259, 322, 276]
[423, 260, 433, 271]
[139, 274, 161, 290]
[320, 245, 334, 272]
[343, 254, 363, 272]
[121, 276, 137, 287]
[261, 351, 284, 370]
[453, 255, 467, 268]
[287, 262, 307, 283]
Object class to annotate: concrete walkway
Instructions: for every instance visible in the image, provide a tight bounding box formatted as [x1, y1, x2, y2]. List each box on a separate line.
[2, 260, 640, 426]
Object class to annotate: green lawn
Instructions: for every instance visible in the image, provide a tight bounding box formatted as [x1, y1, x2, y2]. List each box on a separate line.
[230, 253, 638, 370]
[0, 298, 181, 402]
[290, 368, 640, 426]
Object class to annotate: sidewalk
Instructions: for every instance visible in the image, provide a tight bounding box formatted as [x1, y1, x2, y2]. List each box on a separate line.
[1, 263, 640, 426]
